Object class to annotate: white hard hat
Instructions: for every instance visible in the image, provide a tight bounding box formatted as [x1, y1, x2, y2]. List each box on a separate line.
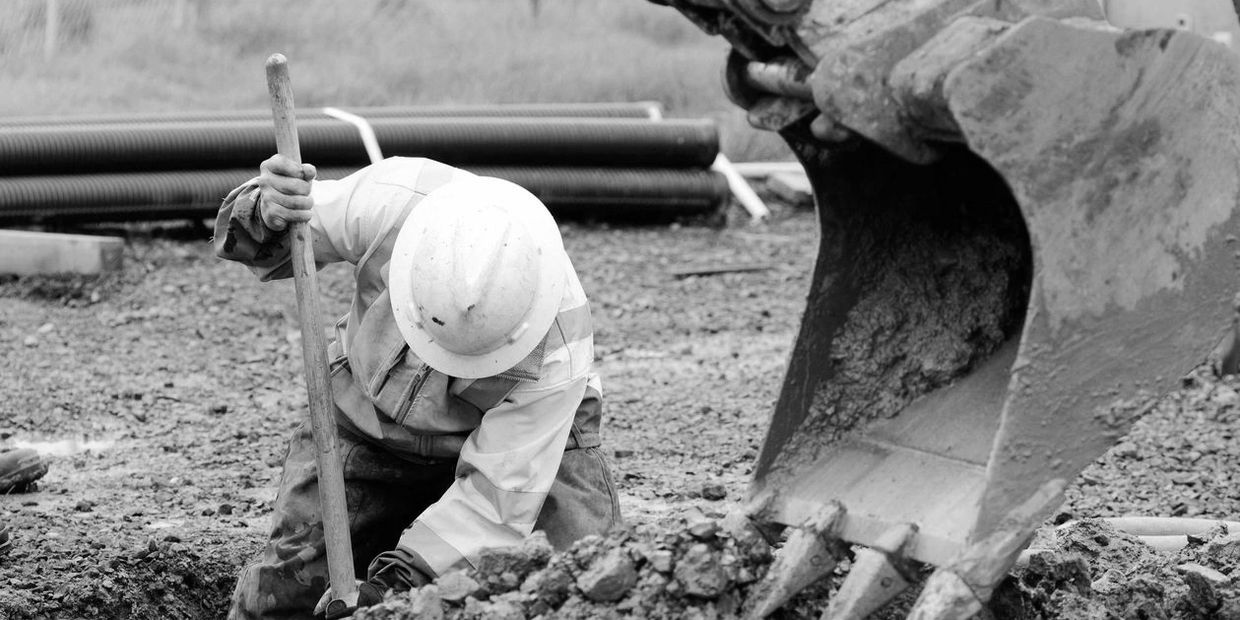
[389, 176, 567, 379]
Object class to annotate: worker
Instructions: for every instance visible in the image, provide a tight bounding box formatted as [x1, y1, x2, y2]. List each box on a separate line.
[214, 155, 621, 619]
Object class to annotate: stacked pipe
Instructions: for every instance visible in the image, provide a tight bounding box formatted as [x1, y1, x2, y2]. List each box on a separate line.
[0, 102, 729, 225]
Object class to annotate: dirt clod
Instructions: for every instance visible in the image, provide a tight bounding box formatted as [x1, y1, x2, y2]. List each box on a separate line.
[995, 518, 1240, 619]
[701, 483, 727, 501]
[577, 548, 638, 602]
[437, 571, 482, 603]
[674, 543, 730, 598]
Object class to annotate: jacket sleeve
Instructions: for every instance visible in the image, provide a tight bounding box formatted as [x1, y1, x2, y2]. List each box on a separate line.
[394, 271, 599, 576]
[212, 158, 469, 280]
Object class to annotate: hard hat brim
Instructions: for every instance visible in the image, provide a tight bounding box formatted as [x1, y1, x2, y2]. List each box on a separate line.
[389, 178, 568, 379]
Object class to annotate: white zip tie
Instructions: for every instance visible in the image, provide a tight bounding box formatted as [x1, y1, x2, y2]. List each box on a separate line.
[321, 106, 384, 165]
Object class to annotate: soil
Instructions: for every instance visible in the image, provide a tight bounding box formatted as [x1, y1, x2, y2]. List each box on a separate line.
[1, 190, 1239, 619]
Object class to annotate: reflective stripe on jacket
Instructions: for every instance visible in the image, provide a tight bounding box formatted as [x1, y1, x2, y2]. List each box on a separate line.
[213, 156, 603, 576]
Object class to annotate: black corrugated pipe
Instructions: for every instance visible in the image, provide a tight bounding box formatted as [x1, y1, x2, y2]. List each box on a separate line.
[0, 166, 728, 224]
[0, 118, 718, 176]
[0, 102, 664, 127]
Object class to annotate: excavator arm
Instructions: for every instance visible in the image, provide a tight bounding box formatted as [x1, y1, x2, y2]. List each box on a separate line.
[649, 0, 1240, 617]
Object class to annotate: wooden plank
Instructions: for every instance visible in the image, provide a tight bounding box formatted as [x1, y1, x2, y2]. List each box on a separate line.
[0, 230, 124, 276]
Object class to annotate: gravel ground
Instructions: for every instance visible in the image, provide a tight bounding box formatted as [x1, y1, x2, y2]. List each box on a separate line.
[0, 191, 1238, 619]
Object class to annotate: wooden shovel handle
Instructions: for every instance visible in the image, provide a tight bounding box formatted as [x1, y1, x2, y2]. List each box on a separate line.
[265, 53, 359, 607]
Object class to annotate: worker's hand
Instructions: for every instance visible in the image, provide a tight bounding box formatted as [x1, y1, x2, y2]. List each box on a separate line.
[256, 154, 317, 231]
[312, 580, 385, 620]
[311, 549, 432, 618]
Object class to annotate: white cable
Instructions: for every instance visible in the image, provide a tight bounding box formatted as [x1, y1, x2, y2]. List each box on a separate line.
[321, 107, 384, 165]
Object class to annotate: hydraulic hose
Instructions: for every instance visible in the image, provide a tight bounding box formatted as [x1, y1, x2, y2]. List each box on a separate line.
[0, 166, 728, 224]
[0, 102, 664, 128]
[0, 118, 719, 175]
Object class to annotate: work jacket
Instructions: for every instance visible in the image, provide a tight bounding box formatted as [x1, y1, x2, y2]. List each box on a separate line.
[213, 157, 602, 577]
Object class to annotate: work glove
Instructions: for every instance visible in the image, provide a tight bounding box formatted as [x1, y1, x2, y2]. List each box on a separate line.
[313, 579, 385, 620]
[312, 548, 432, 619]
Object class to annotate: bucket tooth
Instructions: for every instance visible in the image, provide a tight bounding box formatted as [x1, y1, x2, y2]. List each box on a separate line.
[743, 503, 847, 619]
[908, 479, 1067, 619]
[904, 568, 983, 620]
[822, 524, 919, 620]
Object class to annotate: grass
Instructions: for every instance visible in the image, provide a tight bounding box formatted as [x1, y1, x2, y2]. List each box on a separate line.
[0, 0, 792, 161]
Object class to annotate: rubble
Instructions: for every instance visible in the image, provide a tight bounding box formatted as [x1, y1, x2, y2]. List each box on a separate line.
[353, 512, 807, 620]
[993, 519, 1240, 619]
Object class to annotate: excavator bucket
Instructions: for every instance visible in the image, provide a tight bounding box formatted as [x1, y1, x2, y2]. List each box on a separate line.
[651, 0, 1240, 617]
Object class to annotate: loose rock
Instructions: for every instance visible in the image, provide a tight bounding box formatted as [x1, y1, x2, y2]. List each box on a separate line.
[437, 571, 482, 604]
[674, 543, 730, 598]
[577, 548, 638, 602]
[701, 483, 727, 501]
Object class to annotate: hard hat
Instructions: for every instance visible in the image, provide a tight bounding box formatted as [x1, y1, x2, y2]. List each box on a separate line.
[388, 176, 567, 379]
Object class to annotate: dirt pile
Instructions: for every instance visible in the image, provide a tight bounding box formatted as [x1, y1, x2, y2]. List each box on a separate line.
[354, 508, 808, 620]
[0, 531, 237, 619]
[993, 519, 1240, 619]
[356, 514, 1240, 620]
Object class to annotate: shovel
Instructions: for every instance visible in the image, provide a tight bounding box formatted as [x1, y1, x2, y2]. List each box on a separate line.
[265, 53, 360, 617]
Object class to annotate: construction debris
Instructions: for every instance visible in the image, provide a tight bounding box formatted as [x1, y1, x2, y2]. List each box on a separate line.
[0, 230, 122, 276]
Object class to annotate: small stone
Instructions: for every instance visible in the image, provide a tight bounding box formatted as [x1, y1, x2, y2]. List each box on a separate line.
[404, 587, 461, 618]
[1090, 568, 1126, 595]
[1205, 532, 1240, 564]
[613, 449, 634, 458]
[218, 503, 234, 515]
[479, 595, 524, 620]
[674, 543, 730, 598]
[22, 336, 37, 348]
[647, 549, 674, 573]
[1212, 385, 1238, 406]
[436, 571, 481, 604]
[499, 571, 519, 589]
[1111, 442, 1139, 458]
[461, 598, 486, 617]
[576, 548, 638, 602]
[685, 508, 720, 540]
[476, 532, 554, 593]
[1178, 563, 1229, 612]
[531, 566, 573, 607]
[700, 484, 727, 501]
[36, 323, 54, 334]
[74, 500, 94, 512]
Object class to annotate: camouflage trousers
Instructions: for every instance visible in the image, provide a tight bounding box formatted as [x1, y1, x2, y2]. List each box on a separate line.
[227, 419, 620, 619]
